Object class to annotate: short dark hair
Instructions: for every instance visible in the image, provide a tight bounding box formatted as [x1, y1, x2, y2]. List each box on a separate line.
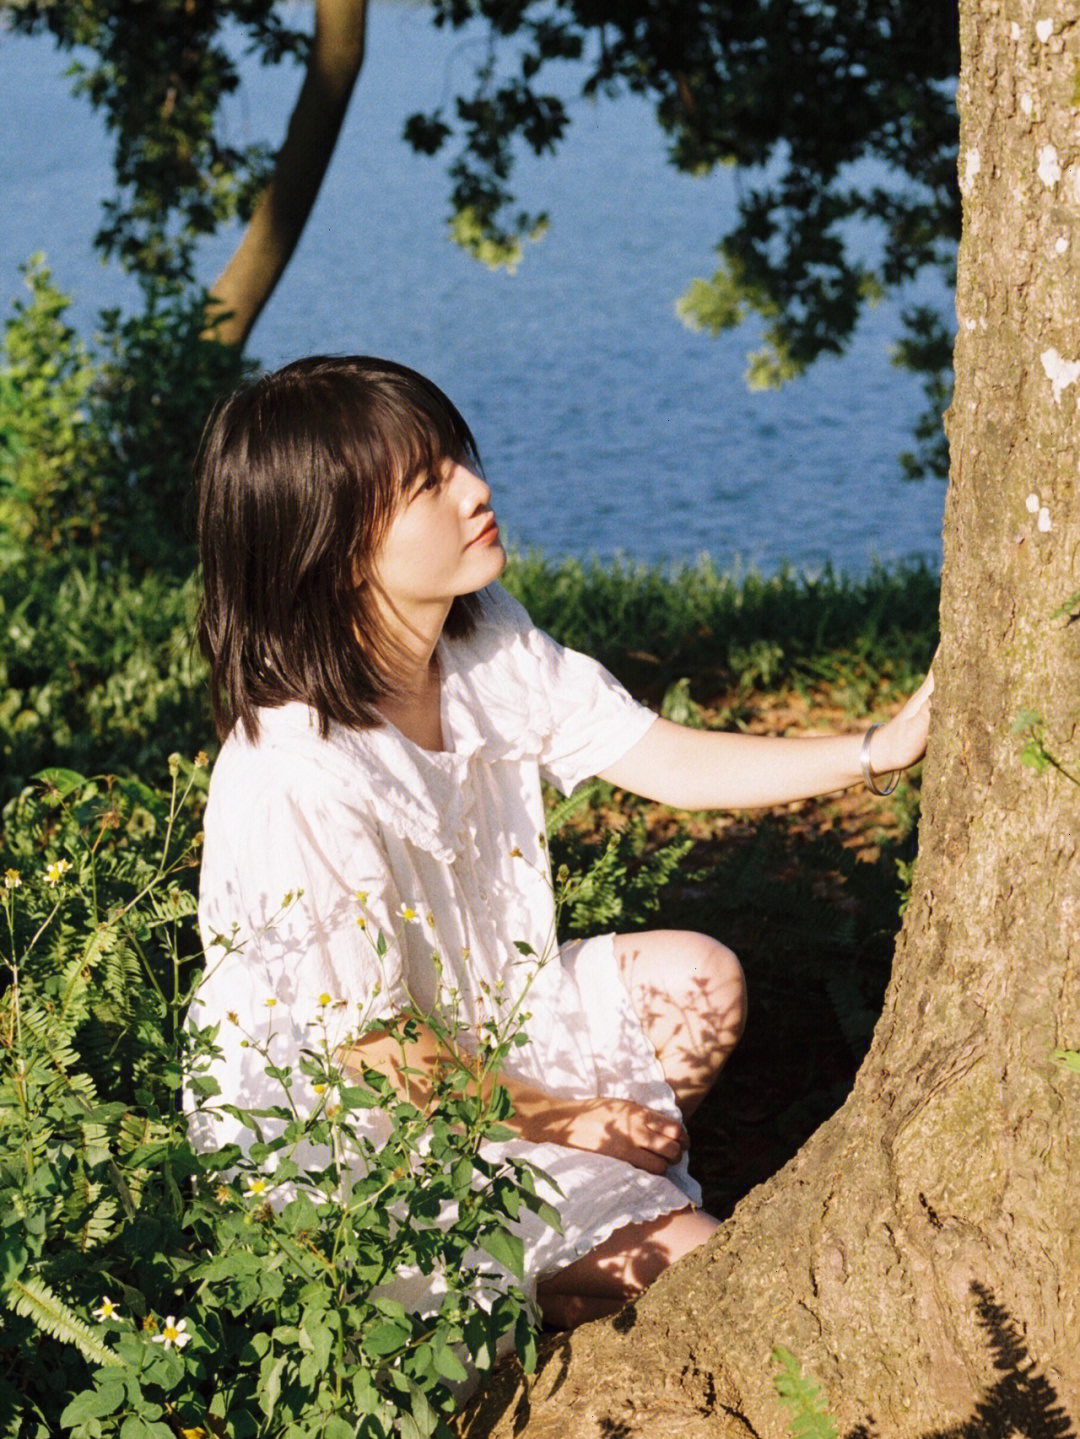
[196, 355, 484, 742]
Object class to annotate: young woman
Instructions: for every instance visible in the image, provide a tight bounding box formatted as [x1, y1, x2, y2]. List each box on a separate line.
[192, 354, 933, 1331]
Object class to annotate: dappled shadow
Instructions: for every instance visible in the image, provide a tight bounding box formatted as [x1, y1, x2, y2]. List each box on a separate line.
[535, 1202, 697, 1331]
[613, 929, 748, 1123]
[460, 1281, 1076, 1438]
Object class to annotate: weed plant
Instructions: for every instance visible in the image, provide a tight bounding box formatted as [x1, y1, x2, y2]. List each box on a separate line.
[0, 764, 565, 1438]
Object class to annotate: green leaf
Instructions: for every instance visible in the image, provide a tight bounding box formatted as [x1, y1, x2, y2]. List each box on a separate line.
[60, 1385, 125, 1425]
[364, 1318, 412, 1357]
[432, 1339, 469, 1384]
[259, 1352, 287, 1419]
[450, 1157, 473, 1197]
[338, 1084, 380, 1110]
[4, 1275, 122, 1368]
[771, 1346, 838, 1439]
[1049, 589, 1080, 621]
[1019, 739, 1050, 774]
[322, 1419, 355, 1439]
[515, 1311, 538, 1374]
[34, 767, 87, 797]
[477, 1227, 525, 1280]
[519, 1190, 563, 1233]
[301, 1309, 333, 1370]
[1052, 1048, 1080, 1075]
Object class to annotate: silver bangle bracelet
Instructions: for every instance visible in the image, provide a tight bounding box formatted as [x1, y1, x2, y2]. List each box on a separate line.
[860, 722, 900, 796]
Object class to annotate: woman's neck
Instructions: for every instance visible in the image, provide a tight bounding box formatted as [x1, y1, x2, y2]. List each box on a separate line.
[376, 657, 444, 751]
[372, 597, 450, 751]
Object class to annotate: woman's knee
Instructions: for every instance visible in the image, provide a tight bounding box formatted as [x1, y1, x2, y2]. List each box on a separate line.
[659, 930, 748, 1045]
[699, 934, 747, 1044]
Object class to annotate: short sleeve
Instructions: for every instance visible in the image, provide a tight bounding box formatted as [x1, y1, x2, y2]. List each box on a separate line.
[197, 747, 410, 1040]
[482, 586, 657, 794]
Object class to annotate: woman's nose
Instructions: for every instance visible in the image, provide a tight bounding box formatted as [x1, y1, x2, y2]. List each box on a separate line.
[460, 466, 491, 510]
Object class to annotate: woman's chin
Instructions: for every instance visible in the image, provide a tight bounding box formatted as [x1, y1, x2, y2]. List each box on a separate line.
[473, 541, 508, 586]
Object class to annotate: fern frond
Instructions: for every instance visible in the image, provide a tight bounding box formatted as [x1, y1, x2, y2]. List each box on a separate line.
[771, 1347, 838, 1439]
[545, 780, 601, 837]
[4, 1275, 122, 1368]
[80, 1196, 119, 1250]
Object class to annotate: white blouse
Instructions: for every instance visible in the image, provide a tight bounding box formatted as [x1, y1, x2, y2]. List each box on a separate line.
[190, 583, 701, 1306]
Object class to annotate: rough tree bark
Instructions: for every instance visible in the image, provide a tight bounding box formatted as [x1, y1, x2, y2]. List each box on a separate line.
[460, 4, 1080, 1435]
[205, 0, 368, 349]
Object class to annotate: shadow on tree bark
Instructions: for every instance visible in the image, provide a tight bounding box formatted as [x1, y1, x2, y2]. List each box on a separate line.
[911, 1283, 1076, 1439]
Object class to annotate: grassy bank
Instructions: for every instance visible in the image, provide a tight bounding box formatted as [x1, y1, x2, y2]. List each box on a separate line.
[1, 551, 939, 1220]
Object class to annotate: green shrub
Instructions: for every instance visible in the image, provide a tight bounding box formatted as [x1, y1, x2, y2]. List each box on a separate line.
[0, 765, 551, 1438]
[501, 551, 939, 701]
[0, 259, 109, 561]
[1, 260, 245, 580]
[0, 559, 211, 808]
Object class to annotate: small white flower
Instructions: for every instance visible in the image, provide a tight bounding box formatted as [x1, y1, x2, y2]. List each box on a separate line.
[92, 1296, 120, 1322]
[397, 903, 419, 923]
[3, 868, 20, 891]
[247, 1176, 269, 1195]
[152, 1315, 190, 1350]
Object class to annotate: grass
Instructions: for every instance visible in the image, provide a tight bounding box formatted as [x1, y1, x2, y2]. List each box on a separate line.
[503, 550, 938, 712]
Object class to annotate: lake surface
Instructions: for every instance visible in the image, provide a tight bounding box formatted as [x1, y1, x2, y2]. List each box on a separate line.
[0, 2, 951, 578]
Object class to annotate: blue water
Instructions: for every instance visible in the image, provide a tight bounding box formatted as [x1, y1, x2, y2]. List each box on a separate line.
[0, 2, 949, 578]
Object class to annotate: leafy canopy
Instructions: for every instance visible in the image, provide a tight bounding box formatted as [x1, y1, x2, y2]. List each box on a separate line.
[404, 0, 959, 475]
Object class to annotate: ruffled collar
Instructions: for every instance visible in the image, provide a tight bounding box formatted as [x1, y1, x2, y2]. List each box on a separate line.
[251, 589, 550, 862]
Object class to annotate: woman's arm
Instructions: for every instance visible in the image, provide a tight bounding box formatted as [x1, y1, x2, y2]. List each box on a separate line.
[600, 666, 935, 811]
[338, 1021, 688, 1176]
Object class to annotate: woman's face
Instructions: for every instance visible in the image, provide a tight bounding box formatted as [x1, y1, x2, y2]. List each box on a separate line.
[370, 460, 506, 617]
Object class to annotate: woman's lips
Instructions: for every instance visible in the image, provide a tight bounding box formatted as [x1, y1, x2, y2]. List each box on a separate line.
[470, 517, 500, 546]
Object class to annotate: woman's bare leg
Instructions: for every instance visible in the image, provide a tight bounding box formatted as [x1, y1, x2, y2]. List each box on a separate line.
[536, 1206, 720, 1329]
[614, 929, 747, 1117]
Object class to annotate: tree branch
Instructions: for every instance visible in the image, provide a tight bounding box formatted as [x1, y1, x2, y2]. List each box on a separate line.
[205, 0, 368, 349]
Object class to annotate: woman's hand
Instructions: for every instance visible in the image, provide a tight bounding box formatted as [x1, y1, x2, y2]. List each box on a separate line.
[522, 1096, 690, 1176]
[868, 652, 937, 778]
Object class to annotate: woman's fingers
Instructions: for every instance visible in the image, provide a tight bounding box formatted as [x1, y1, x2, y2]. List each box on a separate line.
[624, 1104, 689, 1166]
[551, 1097, 690, 1173]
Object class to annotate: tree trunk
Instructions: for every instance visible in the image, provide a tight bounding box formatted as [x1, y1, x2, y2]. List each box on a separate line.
[205, 0, 368, 349]
[460, 4, 1080, 1435]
